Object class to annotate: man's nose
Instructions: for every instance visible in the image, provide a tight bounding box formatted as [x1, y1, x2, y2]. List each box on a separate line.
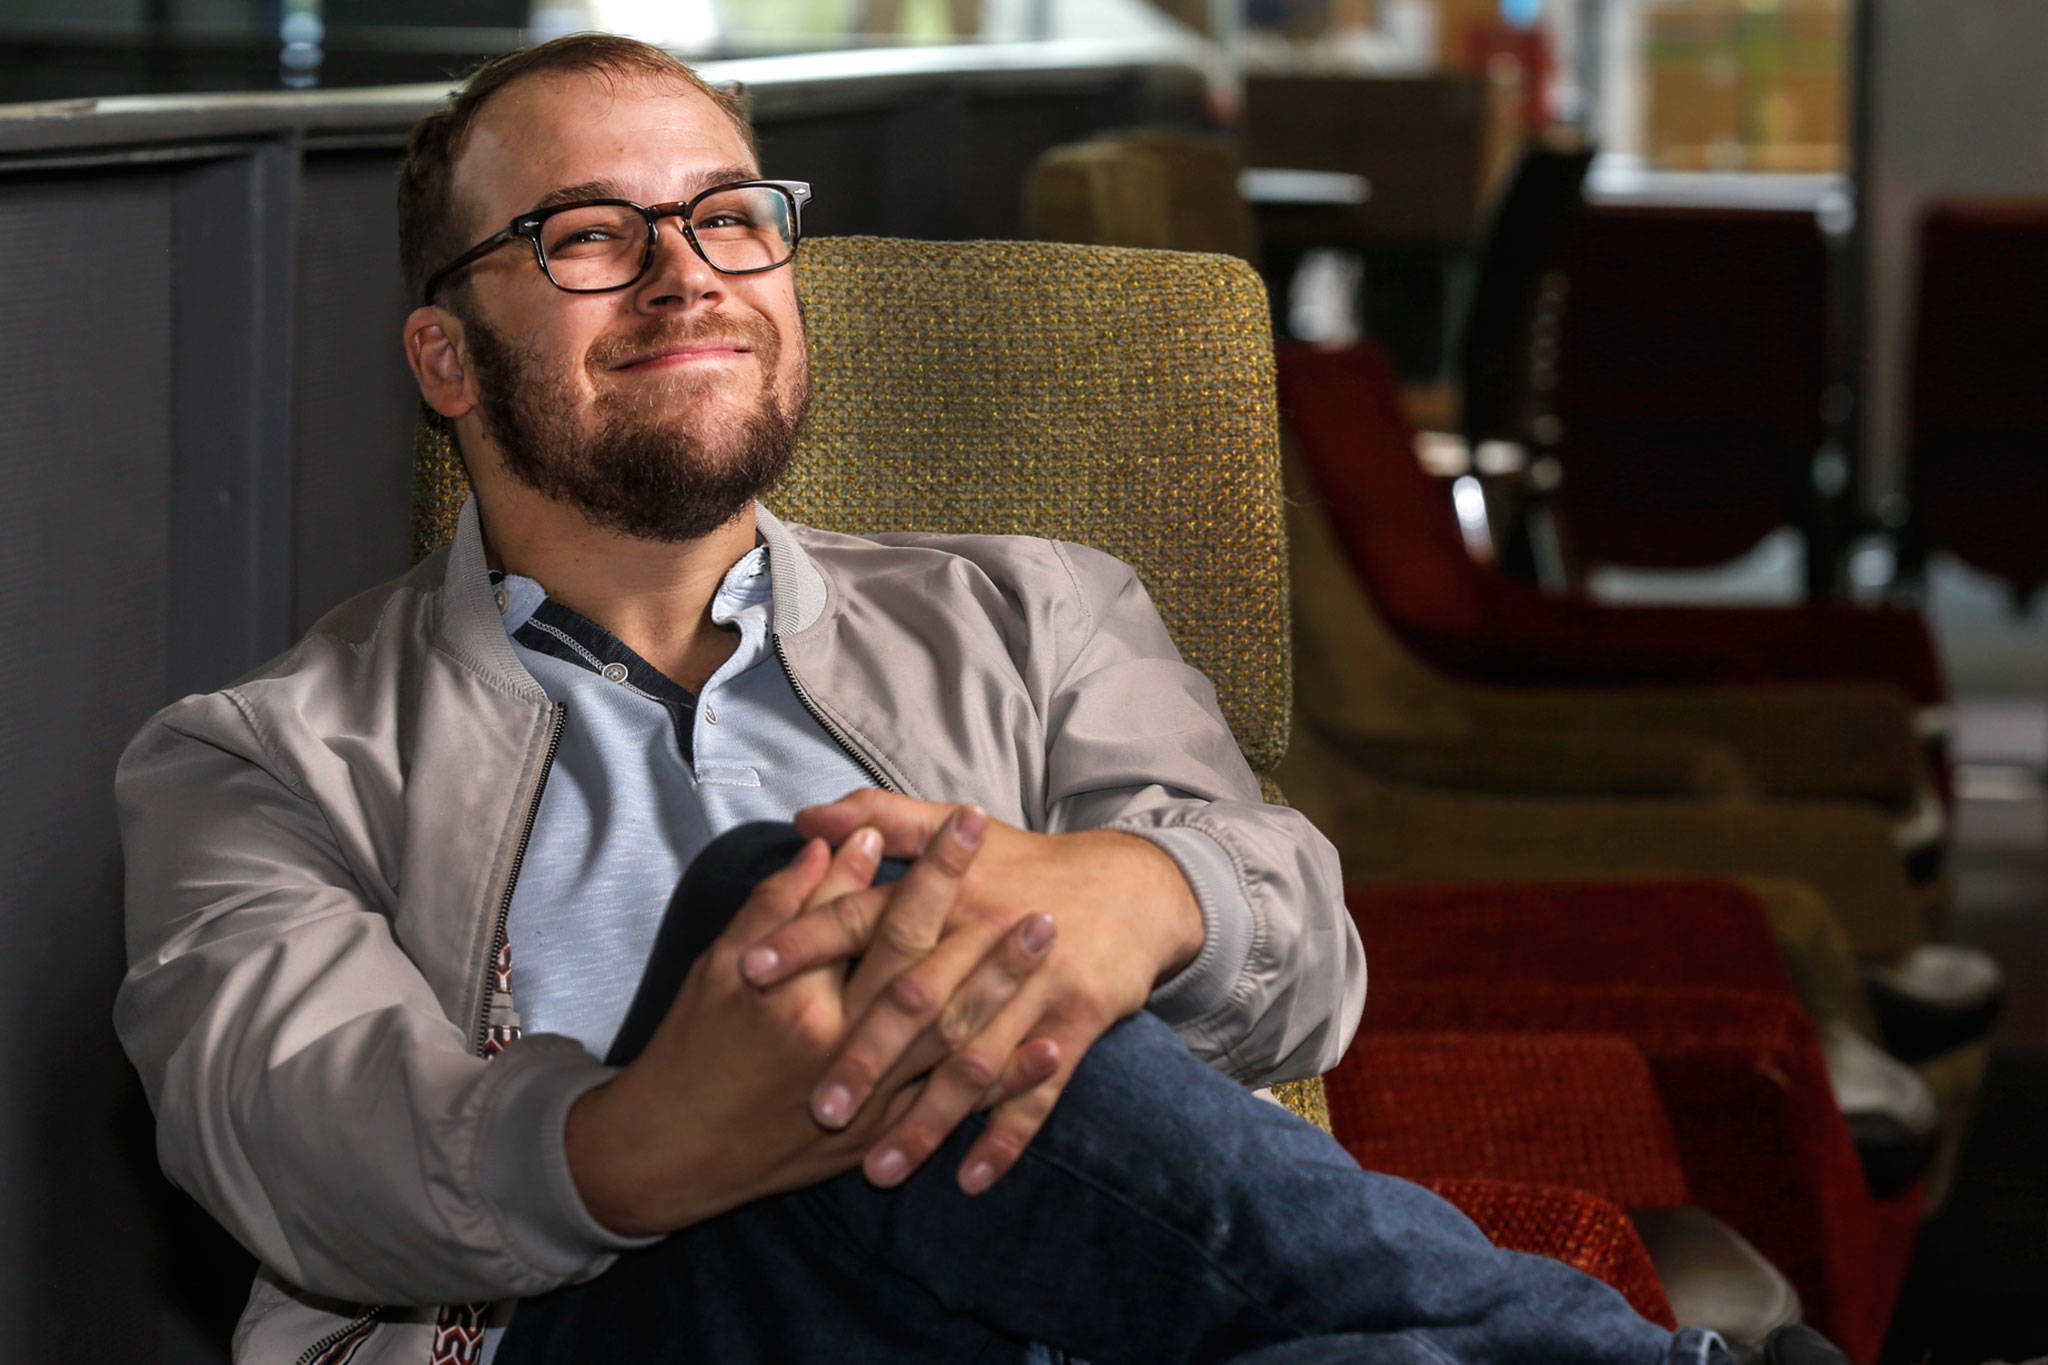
[635, 215, 722, 306]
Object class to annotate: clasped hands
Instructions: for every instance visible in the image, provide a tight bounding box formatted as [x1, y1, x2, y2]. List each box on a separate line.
[565, 791, 1205, 1237]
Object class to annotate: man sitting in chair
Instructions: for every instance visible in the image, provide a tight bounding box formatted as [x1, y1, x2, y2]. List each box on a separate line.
[114, 34, 1834, 1365]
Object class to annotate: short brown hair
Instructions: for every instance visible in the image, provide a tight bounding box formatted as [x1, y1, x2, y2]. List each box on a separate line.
[397, 33, 754, 308]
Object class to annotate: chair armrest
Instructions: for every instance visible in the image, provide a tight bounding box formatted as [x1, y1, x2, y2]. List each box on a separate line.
[1470, 681, 1926, 810]
[1308, 720, 1752, 799]
[1278, 740, 1927, 962]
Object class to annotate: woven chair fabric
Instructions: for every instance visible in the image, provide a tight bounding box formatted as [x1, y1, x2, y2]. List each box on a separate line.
[1327, 1033, 1690, 1211]
[1284, 724, 1928, 962]
[1424, 1176, 1677, 1329]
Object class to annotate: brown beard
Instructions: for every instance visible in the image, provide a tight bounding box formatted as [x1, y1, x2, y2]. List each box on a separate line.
[463, 309, 808, 543]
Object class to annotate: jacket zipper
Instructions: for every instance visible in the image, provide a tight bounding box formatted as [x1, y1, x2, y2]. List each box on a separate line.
[772, 634, 899, 793]
[472, 701, 568, 1055]
[293, 1307, 381, 1365]
[291, 703, 567, 1365]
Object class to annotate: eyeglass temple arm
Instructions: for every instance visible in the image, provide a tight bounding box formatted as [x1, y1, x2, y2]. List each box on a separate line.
[420, 227, 522, 306]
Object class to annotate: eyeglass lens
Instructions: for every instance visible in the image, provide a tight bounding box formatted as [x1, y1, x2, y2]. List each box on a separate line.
[541, 186, 796, 289]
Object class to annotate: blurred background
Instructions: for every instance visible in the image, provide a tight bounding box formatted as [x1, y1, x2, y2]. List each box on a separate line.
[1, 2, 2042, 1363]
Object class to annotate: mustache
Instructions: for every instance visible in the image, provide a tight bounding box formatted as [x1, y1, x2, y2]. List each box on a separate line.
[587, 314, 782, 370]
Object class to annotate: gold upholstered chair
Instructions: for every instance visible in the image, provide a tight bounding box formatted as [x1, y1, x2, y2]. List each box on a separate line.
[412, 234, 1324, 1128]
[411, 234, 1789, 1316]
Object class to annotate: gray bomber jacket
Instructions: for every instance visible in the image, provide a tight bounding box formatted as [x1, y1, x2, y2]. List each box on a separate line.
[114, 499, 1365, 1363]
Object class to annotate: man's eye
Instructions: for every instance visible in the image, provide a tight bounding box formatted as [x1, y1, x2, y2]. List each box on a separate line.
[696, 211, 751, 231]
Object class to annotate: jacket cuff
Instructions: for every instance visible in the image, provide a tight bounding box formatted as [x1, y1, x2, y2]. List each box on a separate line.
[1123, 825, 1254, 1026]
[479, 1036, 662, 1278]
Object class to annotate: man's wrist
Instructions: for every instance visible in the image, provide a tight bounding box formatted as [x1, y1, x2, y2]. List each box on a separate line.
[1090, 828, 1206, 984]
[563, 1071, 696, 1238]
[481, 1036, 661, 1271]
[1120, 825, 1254, 1027]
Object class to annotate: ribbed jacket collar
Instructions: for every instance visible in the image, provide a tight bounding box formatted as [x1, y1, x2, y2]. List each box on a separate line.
[435, 496, 831, 699]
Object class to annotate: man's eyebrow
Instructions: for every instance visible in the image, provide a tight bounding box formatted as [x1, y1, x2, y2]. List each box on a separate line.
[528, 166, 763, 213]
[531, 179, 627, 212]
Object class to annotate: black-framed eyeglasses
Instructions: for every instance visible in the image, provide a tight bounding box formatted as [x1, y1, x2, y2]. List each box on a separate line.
[420, 179, 812, 304]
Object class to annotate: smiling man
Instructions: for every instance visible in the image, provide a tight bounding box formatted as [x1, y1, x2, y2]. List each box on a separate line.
[113, 33, 1824, 1365]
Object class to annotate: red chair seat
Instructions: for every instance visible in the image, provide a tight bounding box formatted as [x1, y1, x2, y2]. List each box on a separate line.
[1426, 1176, 1677, 1329]
[1329, 1032, 1690, 1212]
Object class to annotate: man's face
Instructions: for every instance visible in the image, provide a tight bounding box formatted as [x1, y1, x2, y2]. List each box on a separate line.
[445, 70, 808, 542]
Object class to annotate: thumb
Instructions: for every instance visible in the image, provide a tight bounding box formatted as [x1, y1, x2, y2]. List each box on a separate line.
[724, 836, 833, 943]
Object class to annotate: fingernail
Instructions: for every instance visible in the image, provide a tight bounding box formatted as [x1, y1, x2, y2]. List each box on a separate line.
[739, 945, 780, 984]
[812, 1083, 853, 1128]
[1021, 1039, 1060, 1081]
[852, 826, 882, 860]
[869, 1147, 909, 1186]
[1020, 913, 1055, 956]
[960, 1159, 996, 1195]
[954, 805, 988, 849]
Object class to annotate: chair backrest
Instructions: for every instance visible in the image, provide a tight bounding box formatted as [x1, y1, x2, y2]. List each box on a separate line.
[1909, 200, 2048, 596]
[1549, 204, 1828, 569]
[413, 236, 1292, 786]
[1240, 72, 1520, 243]
[1277, 339, 1492, 639]
[1026, 129, 1259, 270]
[1021, 143, 1176, 252]
[1455, 136, 1594, 449]
[1086, 128, 1262, 266]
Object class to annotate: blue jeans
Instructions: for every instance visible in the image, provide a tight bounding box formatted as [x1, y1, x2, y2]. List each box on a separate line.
[496, 823, 1727, 1365]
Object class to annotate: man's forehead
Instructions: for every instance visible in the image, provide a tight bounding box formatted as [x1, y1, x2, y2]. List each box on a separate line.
[454, 70, 755, 227]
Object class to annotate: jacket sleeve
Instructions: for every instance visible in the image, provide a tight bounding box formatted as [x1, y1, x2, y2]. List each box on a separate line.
[1035, 541, 1366, 1086]
[112, 692, 630, 1307]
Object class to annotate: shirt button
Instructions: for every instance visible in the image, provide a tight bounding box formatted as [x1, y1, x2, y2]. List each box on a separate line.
[493, 587, 509, 613]
[601, 662, 629, 684]
[704, 704, 719, 725]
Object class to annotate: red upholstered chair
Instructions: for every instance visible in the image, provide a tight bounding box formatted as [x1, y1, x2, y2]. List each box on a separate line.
[1328, 878, 1929, 1357]
[1367, 978, 1919, 1364]
[1327, 1030, 1695, 1326]
[1908, 201, 2048, 605]
[1277, 338, 1948, 715]
[1344, 880, 1923, 1362]
[1329, 888, 1844, 1343]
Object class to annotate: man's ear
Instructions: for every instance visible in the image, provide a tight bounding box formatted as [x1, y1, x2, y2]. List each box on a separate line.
[404, 306, 477, 419]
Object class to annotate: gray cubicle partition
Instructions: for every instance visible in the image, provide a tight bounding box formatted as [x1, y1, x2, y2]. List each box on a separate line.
[0, 44, 1206, 1361]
